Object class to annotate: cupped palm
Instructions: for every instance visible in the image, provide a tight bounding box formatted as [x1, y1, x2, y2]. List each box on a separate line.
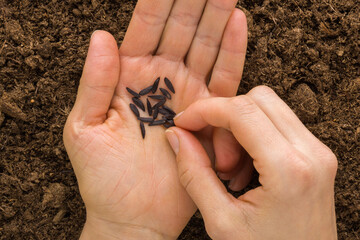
[64, 0, 247, 237]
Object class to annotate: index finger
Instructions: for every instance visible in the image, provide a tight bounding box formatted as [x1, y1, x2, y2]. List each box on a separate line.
[174, 96, 294, 180]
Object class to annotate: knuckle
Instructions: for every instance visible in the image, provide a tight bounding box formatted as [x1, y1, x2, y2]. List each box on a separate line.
[63, 114, 87, 143]
[63, 113, 75, 138]
[178, 168, 195, 192]
[208, 0, 234, 12]
[89, 55, 119, 74]
[85, 83, 114, 94]
[249, 85, 276, 98]
[63, 118, 78, 150]
[135, 7, 165, 26]
[196, 32, 219, 48]
[170, 11, 198, 27]
[213, 65, 237, 79]
[285, 150, 316, 187]
[318, 145, 338, 178]
[229, 95, 258, 116]
[326, 152, 338, 174]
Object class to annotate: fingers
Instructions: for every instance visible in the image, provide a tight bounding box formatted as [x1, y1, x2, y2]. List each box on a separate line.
[156, 0, 207, 61]
[186, 0, 238, 78]
[120, 0, 174, 56]
[216, 146, 254, 191]
[71, 31, 120, 125]
[210, 9, 248, 189]
[213, 128, 242, 173]
[246, 86, 324, 151]
[208, 9, 248, 97]
[174, 96, 294, 182]
[165, 128, 232, 219]
[228, 154, 254, 191]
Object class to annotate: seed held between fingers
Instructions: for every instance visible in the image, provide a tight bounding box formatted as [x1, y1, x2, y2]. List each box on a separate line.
[163, 119, 175, 128]
[167, 119, 175, 126]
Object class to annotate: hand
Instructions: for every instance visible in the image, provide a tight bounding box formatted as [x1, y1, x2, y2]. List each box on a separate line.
[166, 86, 338, 240]
[63, 0, 247, 239]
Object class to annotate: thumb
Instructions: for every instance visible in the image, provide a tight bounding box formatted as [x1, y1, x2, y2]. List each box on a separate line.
[165, 127, 232, 219]
[71, 30, 120, 125]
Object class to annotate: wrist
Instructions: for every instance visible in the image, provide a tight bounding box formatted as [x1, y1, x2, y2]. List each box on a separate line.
[80, 215, 175, 240]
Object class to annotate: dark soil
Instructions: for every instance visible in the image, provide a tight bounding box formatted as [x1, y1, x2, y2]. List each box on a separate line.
[0, 0, 359, 239]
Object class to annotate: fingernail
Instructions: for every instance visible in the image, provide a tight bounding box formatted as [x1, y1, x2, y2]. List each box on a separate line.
[91, 30, 100, 39]
[173, 111, 184, 121]
[217, 172, 231, 181]
[228, 178, 236, 191]
[165, 130, 179, 154]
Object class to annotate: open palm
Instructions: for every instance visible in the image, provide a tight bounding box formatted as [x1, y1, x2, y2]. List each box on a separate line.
[64, 0, 247, 238]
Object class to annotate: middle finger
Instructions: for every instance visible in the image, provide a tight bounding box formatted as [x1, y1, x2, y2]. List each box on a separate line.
[156, 0, 207, 61]
[185, 0, 238, 79]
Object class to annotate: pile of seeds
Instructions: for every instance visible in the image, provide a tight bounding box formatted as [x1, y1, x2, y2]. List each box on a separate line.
[127, 77, 176, 139]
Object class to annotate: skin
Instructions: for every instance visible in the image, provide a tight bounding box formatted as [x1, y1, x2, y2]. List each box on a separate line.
[63, 0, 247, 239]
[166, 87, 338, 240]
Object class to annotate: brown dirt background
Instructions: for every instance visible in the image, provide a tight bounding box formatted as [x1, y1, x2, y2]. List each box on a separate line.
[0, 0, 359, 239]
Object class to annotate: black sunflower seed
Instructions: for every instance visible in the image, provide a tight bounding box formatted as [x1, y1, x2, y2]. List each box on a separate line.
[146, 99, 152, 116]
[140, 122, 145, 139]
[132, 97, 145, 111]
[153, 107, 159, 119]
[158, 108, 169, 116]
[162, 115, 174, 120]
[164, 114, 175, 120]
[162, 105, 176, 115]
[138, 117, 153, 123]
[126, 87, 140, 98]
[167, 119, 175, 126]
[139, 85, 153, 95]
[153, 99, 166, 109]
[149, 95, 166, 101]
[149, 119, 166, 126]
[129, 103, 140, 117]
[164, 77, 175, 93]
[152, 77, 160, 93]
[163, 122, 174, 128]
[160, 88, 171, 100]
[163, 119, 175, 128]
